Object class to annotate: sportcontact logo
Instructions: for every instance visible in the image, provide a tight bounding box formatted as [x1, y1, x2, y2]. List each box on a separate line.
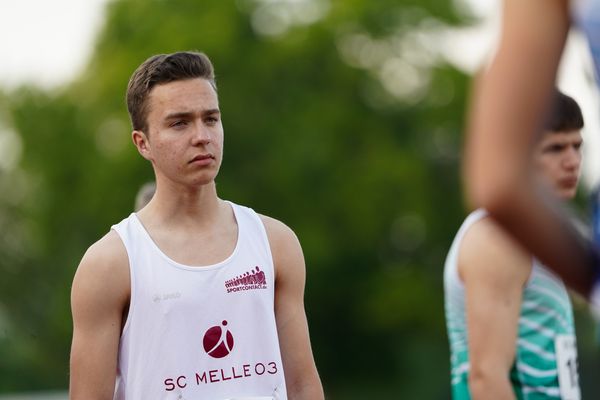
[225, 266, 267, 293]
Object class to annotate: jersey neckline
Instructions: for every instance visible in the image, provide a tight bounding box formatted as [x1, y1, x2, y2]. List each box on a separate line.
[130, 200, 242, 271]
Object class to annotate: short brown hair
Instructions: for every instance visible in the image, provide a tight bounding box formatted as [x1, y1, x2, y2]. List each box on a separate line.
[126, 51, 217, 132]
[543, 90, 584, 133]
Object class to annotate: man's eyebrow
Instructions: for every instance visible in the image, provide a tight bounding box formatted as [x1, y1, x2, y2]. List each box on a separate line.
[164, 111, 195, 120]
[164, 109, 220, 120]
[203, 108, 221, 116]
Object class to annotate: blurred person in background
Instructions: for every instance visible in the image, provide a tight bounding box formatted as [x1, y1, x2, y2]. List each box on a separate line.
[447, 90, 584, 399]
[134, 181, 156, 211]
[465, 0, 600, 306]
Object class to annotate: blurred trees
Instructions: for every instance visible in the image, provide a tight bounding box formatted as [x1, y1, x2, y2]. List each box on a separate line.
[1, 0, 598, 397]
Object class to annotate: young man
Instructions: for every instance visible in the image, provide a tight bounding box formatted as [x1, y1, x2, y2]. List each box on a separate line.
[464, 0, 600, 300]
[446, 91, 584, 399]
[70, 51, 324, 400]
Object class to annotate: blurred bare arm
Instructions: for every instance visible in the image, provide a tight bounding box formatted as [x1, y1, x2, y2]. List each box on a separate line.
[461, 218, 531, 399]
[464, 0, 596, 296]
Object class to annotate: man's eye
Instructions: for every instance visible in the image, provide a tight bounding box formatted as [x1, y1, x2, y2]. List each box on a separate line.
[171, 120, 188, 128]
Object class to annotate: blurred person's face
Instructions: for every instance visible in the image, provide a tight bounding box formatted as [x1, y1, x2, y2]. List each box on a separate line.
[532, 130, 583, 200]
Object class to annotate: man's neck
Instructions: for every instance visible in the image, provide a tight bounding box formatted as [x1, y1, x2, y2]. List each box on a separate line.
[138, 180, 223, 228]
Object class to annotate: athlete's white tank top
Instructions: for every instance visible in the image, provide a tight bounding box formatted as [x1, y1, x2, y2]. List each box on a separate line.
[111, 202, 287, 400]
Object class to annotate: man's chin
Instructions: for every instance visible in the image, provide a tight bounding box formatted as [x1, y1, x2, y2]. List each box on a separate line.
[556, 188, 576, 201]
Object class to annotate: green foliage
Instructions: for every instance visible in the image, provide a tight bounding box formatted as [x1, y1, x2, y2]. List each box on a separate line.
[3, 0, 595, 398]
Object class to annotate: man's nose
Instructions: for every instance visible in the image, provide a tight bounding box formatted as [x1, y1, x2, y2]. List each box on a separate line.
[191, 123, 211, 145]
[563, 147, 581, 170]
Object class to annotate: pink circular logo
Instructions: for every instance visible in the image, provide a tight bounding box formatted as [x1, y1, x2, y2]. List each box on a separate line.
[203, 320, 234, 358]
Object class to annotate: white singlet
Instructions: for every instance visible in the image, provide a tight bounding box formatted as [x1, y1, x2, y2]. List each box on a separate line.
[112, 202, 287, 400]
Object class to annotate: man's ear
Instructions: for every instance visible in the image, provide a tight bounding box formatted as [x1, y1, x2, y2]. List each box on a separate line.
[132, 130, 151, 160]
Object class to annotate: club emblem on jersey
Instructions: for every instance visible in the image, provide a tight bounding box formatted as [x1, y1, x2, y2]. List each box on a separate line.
[224, 266, 267, 293]
[203, 320, 234, 358]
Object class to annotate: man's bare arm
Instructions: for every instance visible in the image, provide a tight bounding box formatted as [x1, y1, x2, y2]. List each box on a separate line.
[70, 231, 130, 399]
[460, 218, 531, 399]
[261, 215, 324, 400]
[465, 0, 595, 296]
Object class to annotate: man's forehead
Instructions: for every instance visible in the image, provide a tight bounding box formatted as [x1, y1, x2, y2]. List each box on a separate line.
[148, 79, 219, 114]
[540, 130, 583, 143]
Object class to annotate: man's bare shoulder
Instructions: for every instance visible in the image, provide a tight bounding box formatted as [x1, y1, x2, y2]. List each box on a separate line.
[73, 230, 130, 296]
[459, 216, 531, 282]
[81, 230, 128, 271]
[460, 215, 525, 257]
[258, 214, 303, 254]
[258, 214, 304, 274]
[259, 214, 297, 241]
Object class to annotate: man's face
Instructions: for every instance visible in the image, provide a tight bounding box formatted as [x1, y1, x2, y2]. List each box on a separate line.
[137, 78, 224, 187]
[532, 130, 583, 200]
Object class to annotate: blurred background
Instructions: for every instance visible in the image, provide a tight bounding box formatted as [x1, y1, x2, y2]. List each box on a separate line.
[1, 0, 600, 398]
